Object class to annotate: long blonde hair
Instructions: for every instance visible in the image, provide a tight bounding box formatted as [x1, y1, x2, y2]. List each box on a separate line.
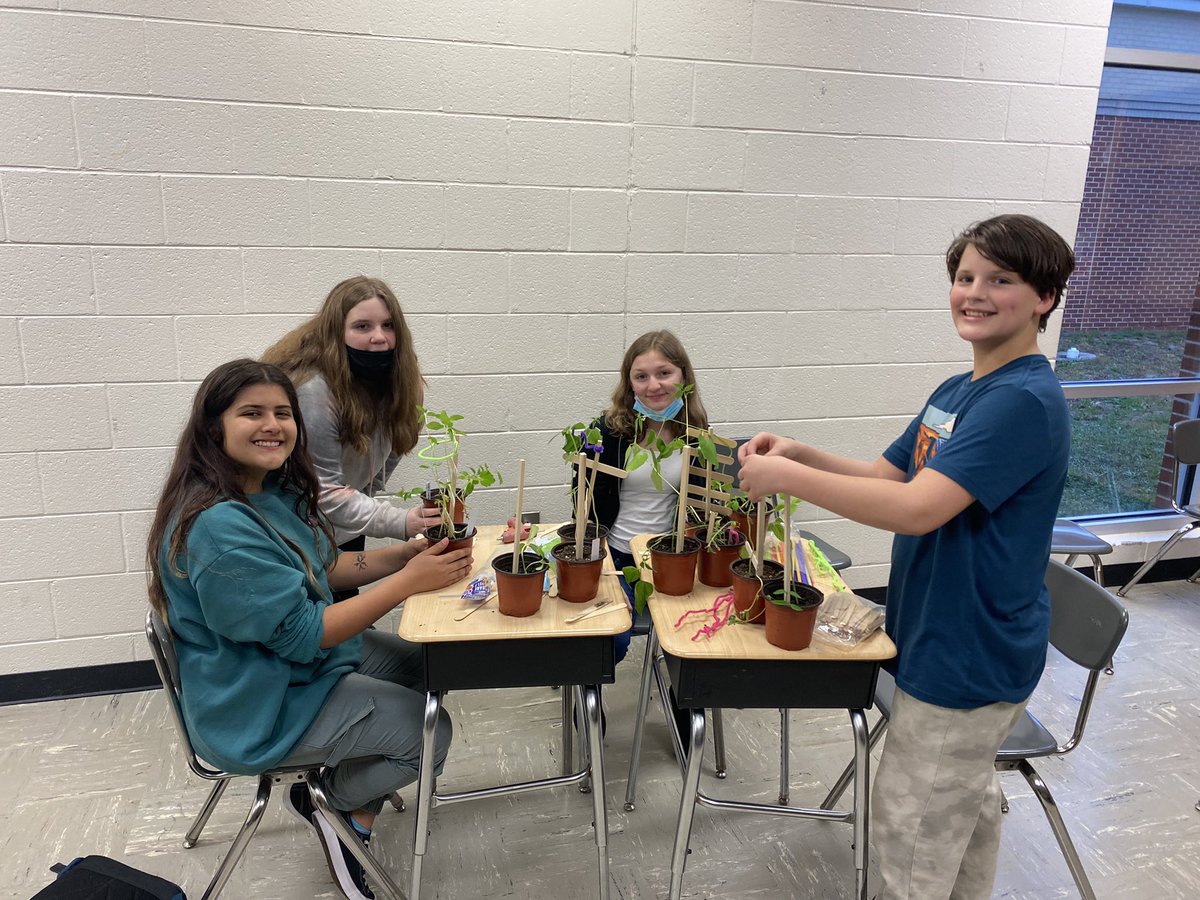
[604, 330, 708, 439]
[263, 276, 423, 456]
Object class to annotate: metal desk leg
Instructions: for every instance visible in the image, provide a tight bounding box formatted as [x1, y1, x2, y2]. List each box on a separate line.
[562, 685, 574, 778]
[850, 708, 870, 900]
[779, 708, 790, 805]
[582, 684, 611, 900]
[711, 708, 727, 778]
[624, 626, 658, 811]
[410, 690, 442, 900]
[576, 686, 593, 794]
[669, 709, 706, 900]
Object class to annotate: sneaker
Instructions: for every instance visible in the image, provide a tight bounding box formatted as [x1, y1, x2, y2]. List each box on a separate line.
[284, 782, 317, 836]
[313, 808, 375, 900]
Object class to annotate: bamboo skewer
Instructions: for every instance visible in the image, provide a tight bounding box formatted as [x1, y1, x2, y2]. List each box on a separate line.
[510, 459, 525, 571]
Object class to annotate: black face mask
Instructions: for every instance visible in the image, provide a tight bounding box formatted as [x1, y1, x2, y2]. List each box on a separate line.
[346, 345, 395, 383]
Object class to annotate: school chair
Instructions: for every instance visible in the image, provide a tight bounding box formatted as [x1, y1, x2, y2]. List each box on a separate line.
[821, 559, 1128, 900]
[145, 610, 406, 900]
[1052, 518, 1112, 585]
[1118, 417, 1200, 597]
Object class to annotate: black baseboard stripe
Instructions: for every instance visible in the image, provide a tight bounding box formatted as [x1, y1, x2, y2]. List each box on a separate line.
[0, 557, 1193, 706]
[0, 660, 159, 707]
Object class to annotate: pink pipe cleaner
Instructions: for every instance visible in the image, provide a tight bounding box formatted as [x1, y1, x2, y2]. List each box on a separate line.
[674, 590, 736, 641]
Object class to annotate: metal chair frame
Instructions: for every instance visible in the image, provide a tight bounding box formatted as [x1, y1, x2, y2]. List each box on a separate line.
[1051, 518, 1112, 586]
[821, 560, 1128, 900]
[1119, 417, 1200, 597]
[145, 610, 407, 900]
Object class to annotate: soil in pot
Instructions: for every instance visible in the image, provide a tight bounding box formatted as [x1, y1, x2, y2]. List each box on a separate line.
[696, 525, 747, 588]
[422, 489, 465, 525]
[551, 542, 607, 604]
[763, 580, 824, 651]
[424, 522, 477, 554]
[492, 552, 547, 617]
[729, 558, 785, 624]
[555, 522, 610, 553]
[647, 534, 702, 596]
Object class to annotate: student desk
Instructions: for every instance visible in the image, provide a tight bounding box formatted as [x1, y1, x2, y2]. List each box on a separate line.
[398, 525, 631, 900]
[629, 534, 896, 900]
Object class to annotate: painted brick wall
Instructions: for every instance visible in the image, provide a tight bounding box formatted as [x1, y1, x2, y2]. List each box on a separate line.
[1064, 115, 1200, 330]
[0, 0, 1110, 674]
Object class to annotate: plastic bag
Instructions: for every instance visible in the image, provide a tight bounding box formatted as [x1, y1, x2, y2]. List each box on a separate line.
[816, 590, 885, 646]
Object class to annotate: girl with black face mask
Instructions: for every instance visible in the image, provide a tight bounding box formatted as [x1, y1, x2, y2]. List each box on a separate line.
[263, 277, 440, 597]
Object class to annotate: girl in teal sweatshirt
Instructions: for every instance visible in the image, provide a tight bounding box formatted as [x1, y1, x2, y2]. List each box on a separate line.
[147, 358, 472, 900]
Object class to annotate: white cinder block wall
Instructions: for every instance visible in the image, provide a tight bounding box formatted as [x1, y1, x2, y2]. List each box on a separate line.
[0, 1, 1112, 675]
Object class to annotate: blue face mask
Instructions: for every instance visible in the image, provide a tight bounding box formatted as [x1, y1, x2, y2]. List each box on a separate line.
[634, 396, 684, 422]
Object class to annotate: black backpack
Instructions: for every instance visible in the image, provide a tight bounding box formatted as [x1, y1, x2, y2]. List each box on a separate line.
[32, 856, 186, 900]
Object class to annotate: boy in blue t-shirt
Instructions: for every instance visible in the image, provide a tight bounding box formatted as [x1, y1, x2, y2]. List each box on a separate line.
[739, 214, 1074, 900]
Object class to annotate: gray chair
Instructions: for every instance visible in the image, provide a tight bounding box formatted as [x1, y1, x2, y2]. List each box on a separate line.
[822, 559, 1128, 900]
[145, 610, 406, 900]
[1052, 518, 1112, 585]
[1119, 417, 1200, 597]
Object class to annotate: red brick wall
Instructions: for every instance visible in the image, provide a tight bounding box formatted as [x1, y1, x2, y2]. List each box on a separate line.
[1065, 115, 1200, 331]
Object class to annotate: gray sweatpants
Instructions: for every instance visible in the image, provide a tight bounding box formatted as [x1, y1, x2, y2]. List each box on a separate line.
[281, 630, 452, 816]
[873, 686, 1027, 900]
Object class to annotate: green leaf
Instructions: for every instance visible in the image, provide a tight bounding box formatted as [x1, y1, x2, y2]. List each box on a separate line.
[698, 432, 718, 466]
[633, 580, 654, 614]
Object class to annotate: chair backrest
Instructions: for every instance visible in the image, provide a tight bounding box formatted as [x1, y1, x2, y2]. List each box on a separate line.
[1045, 558, 1128, 671]
[145, 608, 228, 780]
[1171, 417, 1200, 467]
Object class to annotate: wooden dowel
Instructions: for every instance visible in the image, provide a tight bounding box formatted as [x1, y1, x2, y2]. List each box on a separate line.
[783, 494, 793, 590]
[575, 452, 588, 557]
[511, 459, 525, 571]
[754, 501, 766, 575]
[675, 445, 691, 552]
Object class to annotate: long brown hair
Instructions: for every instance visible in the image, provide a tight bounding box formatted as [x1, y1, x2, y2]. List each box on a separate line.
[604, 330, 709, 439]
[262, 276, 423, 455]
[146, 359, 332, 619]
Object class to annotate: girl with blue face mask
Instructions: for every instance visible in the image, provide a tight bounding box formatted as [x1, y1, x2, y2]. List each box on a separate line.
[577, 330, 710, 668]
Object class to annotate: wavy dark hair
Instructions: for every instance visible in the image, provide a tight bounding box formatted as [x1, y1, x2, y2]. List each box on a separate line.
[262, 275, 424, 456]
[946, 214, 1076, 333]
[146, 359, 333, 619]
[604, 330, 709, 440]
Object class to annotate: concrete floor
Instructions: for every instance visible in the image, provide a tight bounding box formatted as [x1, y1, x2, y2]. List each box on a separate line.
[2, 578, 1198, 899]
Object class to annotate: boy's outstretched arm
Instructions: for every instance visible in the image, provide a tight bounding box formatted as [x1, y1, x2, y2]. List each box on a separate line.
[739, 431, 906, 481]
[739, 454, 973, 536]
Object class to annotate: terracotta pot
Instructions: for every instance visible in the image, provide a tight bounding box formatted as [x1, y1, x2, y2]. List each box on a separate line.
[647, 534, 702, 596]
[555, 522, 610, 554]
[729, 495, 777, 550]
[492, 552, 547, 617]
[763, 580, 824, 651]
[696, 526, 747, 588]
[422, 489, 465, 525]
[728, 558, 784, 624]
[425, 523, 476, 555]
[551, 543, 606, 604]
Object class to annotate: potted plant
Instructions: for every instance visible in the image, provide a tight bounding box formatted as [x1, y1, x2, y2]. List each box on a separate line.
[762, 494, 825, 649]
[695, 517, 746, 588]
[397, 407, 501, 553]
[553, 422, 620, 604]
[492, 547, 549, 617]
[763, 579, 824, 650]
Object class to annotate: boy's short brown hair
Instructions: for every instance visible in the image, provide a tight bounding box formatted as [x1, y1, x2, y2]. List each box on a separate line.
[945, 214, 1076, 332]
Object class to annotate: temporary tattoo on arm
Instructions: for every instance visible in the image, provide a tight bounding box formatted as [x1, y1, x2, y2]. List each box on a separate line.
[355, 553, 368, 570]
